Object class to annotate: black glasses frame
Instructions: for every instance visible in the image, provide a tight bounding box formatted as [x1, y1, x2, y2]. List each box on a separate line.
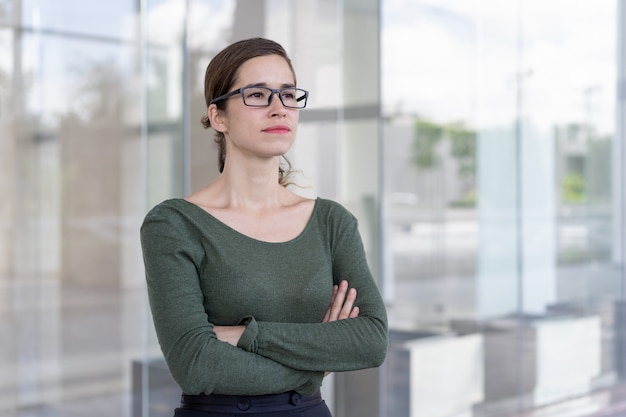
[209, 86, 309, 109]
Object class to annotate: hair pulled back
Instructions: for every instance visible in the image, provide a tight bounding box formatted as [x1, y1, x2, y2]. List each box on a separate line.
[202, 38, 297, 186]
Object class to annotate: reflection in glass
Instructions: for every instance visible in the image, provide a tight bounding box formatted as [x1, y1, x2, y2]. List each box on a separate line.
[1, 1, 143, 416]
[1, 0, 624, 416]
[382, 1, 622, 416]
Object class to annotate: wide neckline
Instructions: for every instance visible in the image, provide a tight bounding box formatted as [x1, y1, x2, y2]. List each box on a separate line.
[176, 197, 320, 245]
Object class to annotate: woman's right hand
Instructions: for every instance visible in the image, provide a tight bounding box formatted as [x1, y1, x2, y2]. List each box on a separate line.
[322, 280, 359, 376]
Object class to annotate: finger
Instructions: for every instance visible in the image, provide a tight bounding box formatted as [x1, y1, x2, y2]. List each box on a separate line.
[349, 306, 359, 319]
[330, 283, 339, 304]
[327, 280, 348, 322]
[322, 285, 339, 322]
[338, 287, 357, 320]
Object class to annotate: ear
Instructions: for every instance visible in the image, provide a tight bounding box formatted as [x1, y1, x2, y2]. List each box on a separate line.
[208, 104, 228, 133]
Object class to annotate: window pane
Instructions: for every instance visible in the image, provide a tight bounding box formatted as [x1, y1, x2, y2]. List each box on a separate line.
[382, 1, 623, 416]
[1, 1, 142, 415]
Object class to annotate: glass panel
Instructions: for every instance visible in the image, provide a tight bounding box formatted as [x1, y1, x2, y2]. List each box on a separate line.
[526, 0, 622, 408]
[187, 0, 236, 194]
[140, 2, 191, 415]
[20, 0, 134, 39]
[382, 3, 491, 416]
[1, 1, 142, 416]
[5, 1, 622, 416]
[0, 1, 12, 24]
[382, 1, 623, 416]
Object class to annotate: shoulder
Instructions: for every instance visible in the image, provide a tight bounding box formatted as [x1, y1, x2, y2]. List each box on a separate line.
[141, 198, 197, 232]
[314, 198, 359, 228]
[144, 198, 195, 217]
[315, 198, 355, 216]
[312, 199, 365, 254]
[140, 199, 208, 256]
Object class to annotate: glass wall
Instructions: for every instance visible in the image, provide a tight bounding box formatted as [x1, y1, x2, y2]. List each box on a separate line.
[1, 1, 624, 417]
[382, 1, 625, 417]
[0, 0, 144, 415]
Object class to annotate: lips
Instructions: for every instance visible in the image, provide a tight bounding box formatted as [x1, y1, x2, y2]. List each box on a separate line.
[263, 125, 291, 134]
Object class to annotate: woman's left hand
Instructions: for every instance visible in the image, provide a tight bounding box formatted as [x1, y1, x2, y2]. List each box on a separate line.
[322, 280, 359, 323]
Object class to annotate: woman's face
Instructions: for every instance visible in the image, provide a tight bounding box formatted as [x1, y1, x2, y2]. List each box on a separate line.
[214, 54, 300, 163]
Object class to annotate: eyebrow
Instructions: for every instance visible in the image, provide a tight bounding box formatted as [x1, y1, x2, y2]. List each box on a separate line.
[244, 82, 296, 89]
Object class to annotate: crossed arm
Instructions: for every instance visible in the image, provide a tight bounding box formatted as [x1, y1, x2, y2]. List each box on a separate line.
[141, 200, 387, 395]
[214, 279, 359, 348]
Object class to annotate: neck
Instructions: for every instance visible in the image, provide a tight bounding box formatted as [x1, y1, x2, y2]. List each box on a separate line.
[217, 156, 286, 210]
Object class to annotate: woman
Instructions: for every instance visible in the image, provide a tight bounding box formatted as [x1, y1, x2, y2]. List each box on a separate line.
[140, 37, 388, 417]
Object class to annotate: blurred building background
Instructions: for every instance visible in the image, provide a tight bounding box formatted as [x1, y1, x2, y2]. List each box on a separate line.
[1, 0, 625, 416]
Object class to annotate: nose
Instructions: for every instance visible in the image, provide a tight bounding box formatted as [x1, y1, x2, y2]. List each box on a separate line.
[268, 92, 287, 116]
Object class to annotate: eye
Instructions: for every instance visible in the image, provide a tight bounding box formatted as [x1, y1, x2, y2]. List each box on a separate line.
[246, 90, 267, 99]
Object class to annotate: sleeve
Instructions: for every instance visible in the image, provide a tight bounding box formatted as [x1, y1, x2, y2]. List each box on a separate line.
[140, 203, 324, 395]
[237, 203, 388, 372]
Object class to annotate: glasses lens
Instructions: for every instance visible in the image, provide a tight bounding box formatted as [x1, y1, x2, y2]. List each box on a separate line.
[242, 87, 272, 107]
[241, 87, 308, 108]
[279, 88, 307, 108]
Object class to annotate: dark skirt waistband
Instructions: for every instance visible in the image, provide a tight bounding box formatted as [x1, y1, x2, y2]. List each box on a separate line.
[180, 390, 322, 413]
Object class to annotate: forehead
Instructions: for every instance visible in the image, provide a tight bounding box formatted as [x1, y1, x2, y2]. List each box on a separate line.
[234, 54, 295, 86]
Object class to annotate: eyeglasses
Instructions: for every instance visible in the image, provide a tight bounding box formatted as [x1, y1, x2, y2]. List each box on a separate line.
[210, 86, 309, 109]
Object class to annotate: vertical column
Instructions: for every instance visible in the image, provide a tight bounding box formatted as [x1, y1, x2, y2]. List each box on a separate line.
[0, 4, 20, 412]
[231, 0, 266, 41]
[615, 0, 625, 273]
[11, 0, 42, 408]
[476, 30, 556, 318]
[477, 127, 557, 319]
[519, 123, 556, 314]
[477, 127, 520, 317]
[334, 1, 384, 417]
[611, 11, 626, 389]
[339, 0, 382, 285]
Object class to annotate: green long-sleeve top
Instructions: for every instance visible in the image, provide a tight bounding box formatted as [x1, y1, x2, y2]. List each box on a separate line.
[140, 197, 388, 396]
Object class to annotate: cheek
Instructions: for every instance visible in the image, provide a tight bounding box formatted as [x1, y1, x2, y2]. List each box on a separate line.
[220, 113, 246, 136]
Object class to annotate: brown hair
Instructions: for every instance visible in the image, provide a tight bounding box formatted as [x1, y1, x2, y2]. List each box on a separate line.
[201, 38, 297, 186]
